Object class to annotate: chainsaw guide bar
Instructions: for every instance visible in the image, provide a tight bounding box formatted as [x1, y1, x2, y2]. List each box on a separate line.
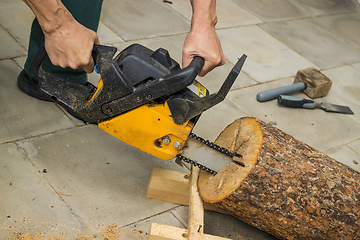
[176, 133, 244, 174]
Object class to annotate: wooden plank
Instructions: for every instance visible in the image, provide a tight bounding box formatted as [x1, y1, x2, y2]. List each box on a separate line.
[147, 223, 231, 240]
[188, 165, 204, 240]
[147, 167, 190, 205]
[146, 167, 226, 214]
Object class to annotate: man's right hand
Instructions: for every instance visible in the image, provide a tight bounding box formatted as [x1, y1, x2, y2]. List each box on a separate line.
[23, 0, 99, 73]
[44, 19, 99, 73]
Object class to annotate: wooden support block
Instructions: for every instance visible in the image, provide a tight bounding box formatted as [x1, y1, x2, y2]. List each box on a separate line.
[188, 166, 204, 240]
[147, 223, 231, 240]
[147, 167, 190, 206]
[146, 167, 226, 214]
[147, 168, 231, 240]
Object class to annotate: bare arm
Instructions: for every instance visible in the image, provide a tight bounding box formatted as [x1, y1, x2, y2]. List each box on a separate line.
[23, 0, 99, 73]
[182, 0, 226, 77]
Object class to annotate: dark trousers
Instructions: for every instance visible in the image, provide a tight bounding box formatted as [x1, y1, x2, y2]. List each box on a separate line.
[24, 0, 104, 84]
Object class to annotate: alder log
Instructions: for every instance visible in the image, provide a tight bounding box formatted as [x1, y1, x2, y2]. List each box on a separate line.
[198, 117, 360, 240]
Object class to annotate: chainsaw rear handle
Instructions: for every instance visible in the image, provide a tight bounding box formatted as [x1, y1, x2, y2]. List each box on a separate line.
[29, 43, 102, 80]
[29, 44, 122, 78]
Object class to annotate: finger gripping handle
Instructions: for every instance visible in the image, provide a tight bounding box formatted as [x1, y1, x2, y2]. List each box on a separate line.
[188, 56, 205, 76]
[176, 56, 204, 85]
[30, 43, 105, 80]
[159, 56, 204, 93]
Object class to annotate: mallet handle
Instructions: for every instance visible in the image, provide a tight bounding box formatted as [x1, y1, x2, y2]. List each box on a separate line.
[256, 82, 305, 102]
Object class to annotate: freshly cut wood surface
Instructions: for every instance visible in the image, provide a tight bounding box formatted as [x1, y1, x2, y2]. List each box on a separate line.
[198, 117, 360, 240]
[198, 117, 262, 203]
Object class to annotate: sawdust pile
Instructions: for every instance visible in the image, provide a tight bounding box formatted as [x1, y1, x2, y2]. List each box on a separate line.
[12, 232, 91, 240]
[9, 232, 92, 240]
[98, 223, 123, 240]
[7, 223, 145, 240]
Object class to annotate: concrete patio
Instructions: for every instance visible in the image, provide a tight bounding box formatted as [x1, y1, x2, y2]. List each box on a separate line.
[1, 0, 360, 239]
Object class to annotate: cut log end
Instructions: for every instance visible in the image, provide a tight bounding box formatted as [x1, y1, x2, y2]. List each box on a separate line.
[198, 117, 263, 203]
[197, 117, 360, 240]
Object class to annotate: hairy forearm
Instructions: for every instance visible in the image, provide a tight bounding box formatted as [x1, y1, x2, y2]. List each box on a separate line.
[23, 0, 99, 72]
[190, 0, 218, 29]
[184, 0, 225, 76]
[23, 0, 74, 34]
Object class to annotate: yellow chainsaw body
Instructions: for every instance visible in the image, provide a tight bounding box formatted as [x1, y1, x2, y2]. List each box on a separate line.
[31, 43, 246, 165]
[98, 101, 194, 160]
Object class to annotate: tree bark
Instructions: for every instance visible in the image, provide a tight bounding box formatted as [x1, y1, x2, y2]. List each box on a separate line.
[198, 117, 360, 240]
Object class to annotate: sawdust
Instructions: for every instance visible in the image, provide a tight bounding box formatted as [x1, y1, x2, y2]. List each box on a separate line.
[8, 232, 93, 240]
[10, 232, 49, 240]
[5, 218, 91, 240]
[6, 223, 143, 240]
[98, 223, 123, 240]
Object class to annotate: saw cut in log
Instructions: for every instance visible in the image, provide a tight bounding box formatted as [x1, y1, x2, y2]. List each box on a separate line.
[198, 117, 360, 240]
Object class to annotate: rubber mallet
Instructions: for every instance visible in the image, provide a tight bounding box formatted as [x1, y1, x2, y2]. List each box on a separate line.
[256, 67, 332, 102]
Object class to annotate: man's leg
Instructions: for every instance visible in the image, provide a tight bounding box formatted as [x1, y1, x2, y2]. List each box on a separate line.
[19, 0, 104, 100]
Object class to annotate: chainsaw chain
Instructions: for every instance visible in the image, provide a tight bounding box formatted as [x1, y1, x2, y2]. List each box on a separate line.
[175, 133, 236, 175]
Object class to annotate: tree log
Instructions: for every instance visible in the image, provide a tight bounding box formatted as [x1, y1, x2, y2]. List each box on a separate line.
[198, 117, 360, 240]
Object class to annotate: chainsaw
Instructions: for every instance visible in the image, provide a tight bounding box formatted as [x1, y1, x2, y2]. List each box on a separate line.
[30, 43, 247, 174]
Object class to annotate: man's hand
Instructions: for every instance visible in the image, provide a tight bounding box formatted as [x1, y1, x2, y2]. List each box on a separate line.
[23, 0, 98, 73]
[44, 20, 99, 73]
[182, 0, 226, 77]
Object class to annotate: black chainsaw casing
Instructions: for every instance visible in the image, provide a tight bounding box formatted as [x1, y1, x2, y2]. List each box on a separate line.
[30, 44, 204, 123]
[30, 43, 246, 125]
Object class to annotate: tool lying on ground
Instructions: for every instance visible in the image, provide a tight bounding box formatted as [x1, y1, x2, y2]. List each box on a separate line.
[257, 67, 332, 102]
[30, 43, 247, 174]
[277, 95, 354, 114]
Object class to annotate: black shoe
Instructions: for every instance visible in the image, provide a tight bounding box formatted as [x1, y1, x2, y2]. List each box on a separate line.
[17, 70, 52, 102]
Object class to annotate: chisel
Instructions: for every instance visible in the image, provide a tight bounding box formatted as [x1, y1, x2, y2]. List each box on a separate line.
[277, 95, 354, 114]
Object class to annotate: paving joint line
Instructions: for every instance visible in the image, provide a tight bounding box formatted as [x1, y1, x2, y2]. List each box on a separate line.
[13, 142, 96, 238]
[118, 206, 183, 229]
[0, 125, 87, 146]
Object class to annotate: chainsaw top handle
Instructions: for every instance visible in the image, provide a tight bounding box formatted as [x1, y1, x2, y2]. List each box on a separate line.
[29, 43, 204, 123]
[30, 44, 204, 83]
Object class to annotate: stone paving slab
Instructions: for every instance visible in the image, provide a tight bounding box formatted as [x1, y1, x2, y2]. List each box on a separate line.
[217, 26, 316, 83]
[92, 210, 185, 240]
[101, 0, 190, 41]
[294, 0, 359, 16]
[167, 0, 263, 29]
[16, 125, 186, 235]
[261, 18, 360, 69]
[0, 1, 33, 50]
[0, 60, 76, 143]
[0, 28, 26, 60]
[172, 206, 277, 240]
[1, 0, 360, 239]
[326, 145, 360, 172]
[1, 143, 91, 240]
[232, 0, 312, 22]
[321, 65, 360, 125]
[314, 12, 360, 49]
